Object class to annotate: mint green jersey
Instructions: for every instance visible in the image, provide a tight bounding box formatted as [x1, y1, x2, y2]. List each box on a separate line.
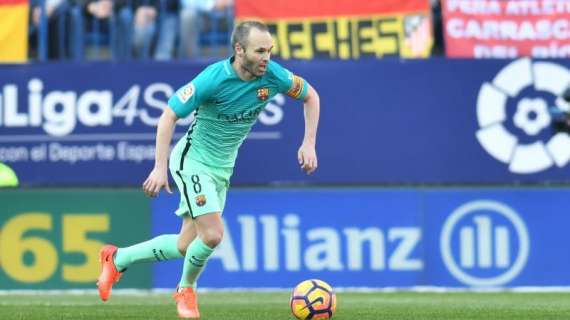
[168, 57, 309, 168]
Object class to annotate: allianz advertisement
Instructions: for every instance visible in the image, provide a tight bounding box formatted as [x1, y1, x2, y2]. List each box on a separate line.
[1, 59, 570, 185]
[152, 188, 570, 288]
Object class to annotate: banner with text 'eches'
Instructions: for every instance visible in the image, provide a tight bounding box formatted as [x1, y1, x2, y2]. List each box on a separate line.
[0, 0, 28, 63]
[443, 0, 570, 58]
[235, 0, 433, 59]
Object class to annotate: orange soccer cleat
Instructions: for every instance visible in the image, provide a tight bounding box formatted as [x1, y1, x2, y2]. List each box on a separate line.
[173, 287, 200, 319]
[97, 244, 122, 302]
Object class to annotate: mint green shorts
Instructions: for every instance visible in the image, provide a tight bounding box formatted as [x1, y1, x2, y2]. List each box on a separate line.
[169, 140, 232, 218]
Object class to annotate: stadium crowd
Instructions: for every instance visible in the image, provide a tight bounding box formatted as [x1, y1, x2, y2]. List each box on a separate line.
[28, 0, 446, 61]
[28, 0, 234, 60]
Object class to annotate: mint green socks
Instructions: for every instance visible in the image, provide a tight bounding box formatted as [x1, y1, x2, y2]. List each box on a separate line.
[179, 238, 215, 288]
[114, 234, 183, 271]
[112, 234, 216, 289]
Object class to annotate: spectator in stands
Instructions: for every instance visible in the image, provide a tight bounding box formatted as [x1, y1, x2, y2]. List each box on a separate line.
[430, 0, 444, 55]
[151, 0, 179, 60]
[73, 0, 179, 60]
[131, 0, 158, 59]
[29, 0, 70, 59]
[84, 0, 113, 18]
[68, 0, 232, 60]
[71, 0, 124, 58]
[178, 0, 232, 58]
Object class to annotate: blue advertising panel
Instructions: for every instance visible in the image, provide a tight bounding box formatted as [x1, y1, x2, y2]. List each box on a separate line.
[421, 189, 570, 287]
[152, 188, 570, 288]
[2, 58, 570, 185]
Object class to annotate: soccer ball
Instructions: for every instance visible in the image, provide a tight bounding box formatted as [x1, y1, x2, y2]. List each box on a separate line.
[290, 279, 336, 320]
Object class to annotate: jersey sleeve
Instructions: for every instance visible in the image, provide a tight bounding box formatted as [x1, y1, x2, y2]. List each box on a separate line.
[168, 68, 215, 118]
[271, 61, 309, 101]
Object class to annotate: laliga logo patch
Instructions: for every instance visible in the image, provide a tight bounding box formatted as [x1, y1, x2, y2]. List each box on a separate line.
[257, 88, 269, 101]
[177, 83, 195, 103]
[195, 194, 206, 207]
[476, 58, 570, 174]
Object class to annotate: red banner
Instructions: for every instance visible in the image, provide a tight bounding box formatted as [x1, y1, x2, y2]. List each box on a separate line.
[443, 0, 570, 58]
[0, 0, 28, 5]
[236, 0, 429, 19]
[235, 0, 433, 59]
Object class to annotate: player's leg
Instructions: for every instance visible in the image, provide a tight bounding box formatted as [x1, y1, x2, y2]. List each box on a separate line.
[113, 234, 184, 271]
[97, 232, 185, 301]
[96, 197, 192, 302]
[180, 212, 223, 288]
[98, 138, 198, 302]
[177, 170, 224, 289]
[108, 181, 198, 271]
[174, 212, 222, 319]
[111, 170, 197, 271]
[173, 167, 225, 319]
[178, 213, 198, 255]
[97, 147, 191, 302]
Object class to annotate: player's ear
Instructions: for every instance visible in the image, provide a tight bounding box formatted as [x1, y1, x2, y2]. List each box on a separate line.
[236, 42, 245, 57]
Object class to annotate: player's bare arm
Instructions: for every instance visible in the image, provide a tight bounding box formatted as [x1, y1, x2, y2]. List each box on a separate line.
[143, 107, 178, 197]
[298, 84, 320, 175]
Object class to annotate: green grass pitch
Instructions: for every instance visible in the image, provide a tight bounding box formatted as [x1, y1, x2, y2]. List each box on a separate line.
[1, 291, 569, 319]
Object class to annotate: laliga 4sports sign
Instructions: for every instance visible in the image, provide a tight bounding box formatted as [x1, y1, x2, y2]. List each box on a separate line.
[2, 59, 570, 185]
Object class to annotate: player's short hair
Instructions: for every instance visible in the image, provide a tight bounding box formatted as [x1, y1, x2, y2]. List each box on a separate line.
[231, 21, 270, 52]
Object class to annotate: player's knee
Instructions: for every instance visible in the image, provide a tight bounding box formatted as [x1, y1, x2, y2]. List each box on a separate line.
[201, 229, 223, 248]
[177, 242, 188, 256]
[177, 233, 193, 255]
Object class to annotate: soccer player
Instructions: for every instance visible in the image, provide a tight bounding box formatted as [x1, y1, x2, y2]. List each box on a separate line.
[96, 20, 320, 318]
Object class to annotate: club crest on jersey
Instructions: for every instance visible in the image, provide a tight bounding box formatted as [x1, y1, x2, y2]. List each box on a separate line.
[257, 88, 269, 101]
[177, 83, 194, 103]
[195, 195, 206, 207]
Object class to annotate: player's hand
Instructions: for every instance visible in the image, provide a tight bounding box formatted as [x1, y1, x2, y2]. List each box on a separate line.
[142, 167, 172, 197]
[298, 142, 318, 175]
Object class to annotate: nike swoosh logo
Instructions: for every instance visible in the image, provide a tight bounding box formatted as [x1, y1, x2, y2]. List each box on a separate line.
[302, 297, 324, 310]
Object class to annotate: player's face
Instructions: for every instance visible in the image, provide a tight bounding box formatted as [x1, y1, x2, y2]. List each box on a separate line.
[242, 28, 273, 77]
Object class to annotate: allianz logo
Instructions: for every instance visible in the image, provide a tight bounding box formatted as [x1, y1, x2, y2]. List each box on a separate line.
[441, 200, 529, 286]
[210, 213, 423, 272]
[0, 78, 284, 137]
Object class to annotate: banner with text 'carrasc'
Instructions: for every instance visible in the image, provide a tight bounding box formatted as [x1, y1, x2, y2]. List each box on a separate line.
[443, 0, 570, 58]
[152, 188, 570, 288]
[235, 0, 433, 59]
[0, 190, 152, 289]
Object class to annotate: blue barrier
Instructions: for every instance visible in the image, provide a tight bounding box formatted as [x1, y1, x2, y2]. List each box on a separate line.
[1, 58, 570, 185]
[152, 188, 570, 288]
